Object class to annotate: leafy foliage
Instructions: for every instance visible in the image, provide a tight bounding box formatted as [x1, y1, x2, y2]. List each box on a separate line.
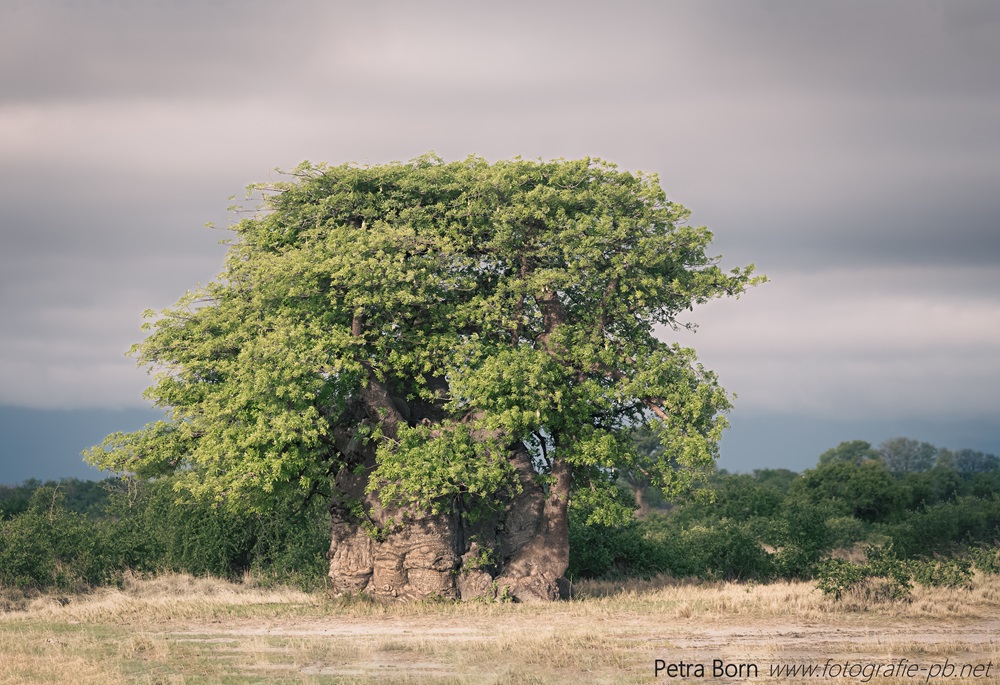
[877, 437, 938, 474]
[0, 478, 330, 593]
[569, 435, 1000, 587]
[909, 557, 974, 589]
[86, 155, 761, 530]
[815, 559, 866, 600]
[969, 546, 1000, 575]
[879, 496, 1000, 558]
[816, 543, 912, 602]
[0, 487, 120, 590]
[785, 460, 903, 523]
[0, 478, 110, 520]
[817, 440, 879, 467]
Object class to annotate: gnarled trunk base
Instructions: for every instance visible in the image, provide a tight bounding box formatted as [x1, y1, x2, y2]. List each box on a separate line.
[327, 442, 569, 602]
[327, 511, 462, 600]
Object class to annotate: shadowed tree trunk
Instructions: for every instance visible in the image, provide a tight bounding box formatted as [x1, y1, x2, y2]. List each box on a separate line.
[493, 453, 570, 601]
[325, 398, 559, 601]
[325, 317, 562, 602]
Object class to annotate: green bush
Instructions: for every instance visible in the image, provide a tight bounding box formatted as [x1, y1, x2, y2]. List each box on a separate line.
[0, 479, 111, 520]
[0, 487, 122, 590]
[772, 502, 837, 578]
[786, 461, 905, 524]
[0, 478, 331, 593]
[826, 516, 868, 549]
[815, 543, 912, 602]
[909, 557, 973, 589]
[568, 512, 775, 582]
[815, 558, 865, 600]
[969, 546, 1000, 574]
[883, 496, 1000, 558]
[245, 497, 331, 589]
[100, 479, 253, 577]
[567, 512, 671, 580]
[680, 521, 775, 581]
[104, 477, 330, 585]
[707, 474, 784, 521]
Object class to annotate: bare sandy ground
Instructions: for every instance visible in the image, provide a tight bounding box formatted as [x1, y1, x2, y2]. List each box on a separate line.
[6, 575, 998, 683]
[160, 612, 1000, 683]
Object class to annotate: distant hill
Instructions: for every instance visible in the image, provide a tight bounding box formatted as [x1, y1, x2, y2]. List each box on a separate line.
[0, 406, 161, 484]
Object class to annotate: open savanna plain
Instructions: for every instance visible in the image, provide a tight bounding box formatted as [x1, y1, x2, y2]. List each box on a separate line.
[0, 573, 997, 685]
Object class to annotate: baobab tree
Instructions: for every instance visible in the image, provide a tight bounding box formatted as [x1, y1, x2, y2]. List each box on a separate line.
[88, 155, 762, 601]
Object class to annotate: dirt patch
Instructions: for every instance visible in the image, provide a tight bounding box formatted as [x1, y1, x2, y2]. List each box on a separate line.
[5, 575, 999, 684]
[158, 613, 1000, 683]
[171, 618, 483, 640]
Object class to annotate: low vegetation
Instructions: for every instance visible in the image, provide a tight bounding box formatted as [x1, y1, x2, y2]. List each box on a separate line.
[570, 438, 1000, 589]
[0, 478, 330, 598]
[1, 436, 998, 604]
[0, 435, 997, 683]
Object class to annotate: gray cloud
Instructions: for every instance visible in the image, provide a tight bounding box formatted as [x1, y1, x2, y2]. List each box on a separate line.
[667, 265, 1000, 421]
[0, 1, 334, 105]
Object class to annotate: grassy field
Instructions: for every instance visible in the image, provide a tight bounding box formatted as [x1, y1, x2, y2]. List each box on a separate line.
[0, 573, 997, 684]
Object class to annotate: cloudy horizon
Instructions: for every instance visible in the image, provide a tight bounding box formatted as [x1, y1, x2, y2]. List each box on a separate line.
[2, 0, 998, 482]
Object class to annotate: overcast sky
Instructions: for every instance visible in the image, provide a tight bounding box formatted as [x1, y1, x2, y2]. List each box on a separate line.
[2, 0, 998, 478]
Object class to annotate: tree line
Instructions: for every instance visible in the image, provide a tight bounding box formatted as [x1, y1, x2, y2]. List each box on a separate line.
[1, 435, 996, 598]
[0, 477, 330, 597]
[571, 435, 1000, 584]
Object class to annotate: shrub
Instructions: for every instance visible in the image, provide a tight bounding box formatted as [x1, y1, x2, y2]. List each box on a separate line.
[815, 543, 912, 603]
[0, 478, 332, 593]
[815, 558, 865, 600]
[105, 477, 331, 585]
[826, 516, 868, 549]
[772, 502, 836, 578]
[786, 461, 905, 524]
[0, 487, 122, 590]
[680, 521, 775, 581]
[864, 543, 913, 598]
[883, 497, 1000, 558]
[909, 557, 973, 589]
[567, 513, 670, 580]
[969, 546, 1000, 575]
[245, 496, 331, 589]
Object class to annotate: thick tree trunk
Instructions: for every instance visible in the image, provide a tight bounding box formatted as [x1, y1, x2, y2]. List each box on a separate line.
[627, 475, 651, 517]
[326, 434, 568, 602]
[493, 454, 571, 601]
[327, 444, 465, 601]
[326, 377, 466, 600]
[326, 420, 572, 600]
[326, 309, 572, 602]
[634, 486, 650, 517]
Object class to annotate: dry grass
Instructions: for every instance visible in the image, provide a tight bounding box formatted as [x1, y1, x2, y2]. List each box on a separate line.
[16, 571, 325, 624]
[0, 572, 997, 684]
[574, 571, 1000, 620]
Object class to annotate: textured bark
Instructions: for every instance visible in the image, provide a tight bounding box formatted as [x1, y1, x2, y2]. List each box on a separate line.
[326, 377, 465, 601]
[493, 448, 570, 602]
[326, 426, 559, 602]
[325, 311, 571, 602]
